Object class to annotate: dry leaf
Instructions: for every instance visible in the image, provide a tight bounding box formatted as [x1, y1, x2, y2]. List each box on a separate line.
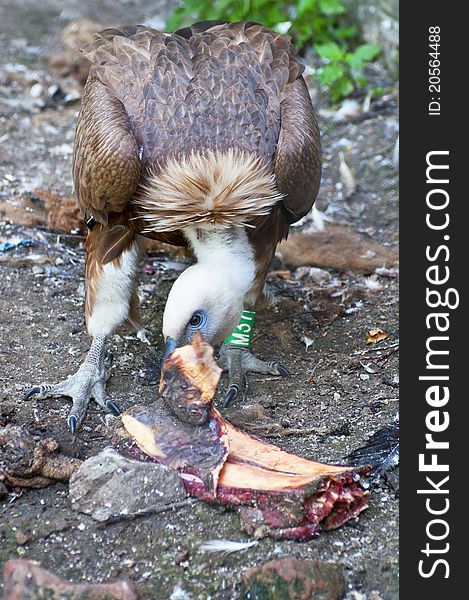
[366, 328, 390, 345]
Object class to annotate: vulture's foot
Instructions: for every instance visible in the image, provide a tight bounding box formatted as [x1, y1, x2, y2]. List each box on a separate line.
[219, 343, 291, 407]
[24, 336, 121, 433]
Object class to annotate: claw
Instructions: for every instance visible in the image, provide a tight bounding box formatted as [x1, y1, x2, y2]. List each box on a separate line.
[24, 386, 42, 400]
[223, 385, 239, 408]
[106, 400, 122, 416]
[68, 414, 78, 434]
[274, 364, 291, 377]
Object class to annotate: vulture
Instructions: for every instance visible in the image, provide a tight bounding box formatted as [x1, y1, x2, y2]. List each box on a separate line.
[26, 21, 322, 432]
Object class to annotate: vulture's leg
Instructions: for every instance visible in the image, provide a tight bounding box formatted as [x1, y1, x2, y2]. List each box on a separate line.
[220, 252, 291, 407]
[219, 338, 291, 408]
[25, 228, 141, 432]
[24, 335, 118, 433]
[220, 344, 291, 407]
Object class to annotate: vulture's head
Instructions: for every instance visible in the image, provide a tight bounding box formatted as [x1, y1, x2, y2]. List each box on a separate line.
[162, 258, 251, 358]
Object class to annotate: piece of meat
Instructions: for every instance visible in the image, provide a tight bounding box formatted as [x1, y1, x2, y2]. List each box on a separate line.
[0, 425, 81, 489]
[159, 335, 222, 425]
[122, 334, 369, 540]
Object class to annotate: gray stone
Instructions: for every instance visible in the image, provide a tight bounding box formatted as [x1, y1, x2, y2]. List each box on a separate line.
[69, 447, 186, 521]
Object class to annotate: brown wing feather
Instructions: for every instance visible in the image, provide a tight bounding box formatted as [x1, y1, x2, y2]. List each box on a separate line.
[73, 76, 141, 225]
[274, 77, 322, 224]
[247, 204, 289, 307]
[95, 224, 135, 264]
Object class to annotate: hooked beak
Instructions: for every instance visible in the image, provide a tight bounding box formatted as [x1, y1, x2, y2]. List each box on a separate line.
[162, 337, 178, 362]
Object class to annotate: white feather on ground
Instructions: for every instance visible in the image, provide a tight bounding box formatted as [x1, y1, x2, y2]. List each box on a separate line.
[339, 151, 357, 197]
[302, 204, 330, 233]
[333, 99, 361, 122]
[199, 540, 258, 554]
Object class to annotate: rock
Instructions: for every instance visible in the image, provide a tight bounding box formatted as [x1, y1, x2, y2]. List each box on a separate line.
[29, 83, 44, 98]
[278, 226, 399, 274]
[69, 447, 186, 521]
[241, 558, 346, 600]
[2, 559, 137, 599]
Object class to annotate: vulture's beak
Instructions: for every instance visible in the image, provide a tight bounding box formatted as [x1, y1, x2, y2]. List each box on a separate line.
[162, 337, 178, 362]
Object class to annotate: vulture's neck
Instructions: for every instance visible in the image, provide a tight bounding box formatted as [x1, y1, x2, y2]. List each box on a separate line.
[184, 227, 256, 299]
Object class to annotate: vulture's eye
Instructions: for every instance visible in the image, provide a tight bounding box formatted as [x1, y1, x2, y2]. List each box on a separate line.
[189, 311, 205, 329]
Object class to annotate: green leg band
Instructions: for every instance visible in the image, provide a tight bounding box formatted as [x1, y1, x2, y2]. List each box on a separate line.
[225, 310, 256, 348]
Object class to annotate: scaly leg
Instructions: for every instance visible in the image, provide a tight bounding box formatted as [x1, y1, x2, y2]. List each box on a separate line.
[25, 335, 119, 433]
[25, 226, 142, 432]
[219, 343, 290, 408]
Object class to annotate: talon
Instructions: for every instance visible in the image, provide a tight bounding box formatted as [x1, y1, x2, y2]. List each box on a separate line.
[106, 400, 122, 416]
[223, 385, 239, 408]
[24, 386, 42, 400]
[274, 364, 291, 377]
[68, 414, 78, 434]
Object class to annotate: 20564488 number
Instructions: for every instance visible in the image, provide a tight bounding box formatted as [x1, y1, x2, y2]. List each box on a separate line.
[428, 26, 440, 93]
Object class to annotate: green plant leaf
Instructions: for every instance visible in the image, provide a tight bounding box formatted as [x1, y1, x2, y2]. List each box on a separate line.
[297, 0, 318, 17]
[345, 52, 365, 70]
[319, 0, 346, 16]
[353, 43, 381, 61]
[315, 42, 344, 61]
[354, 74, 368, 87]
[331, 77, 354, 100]
[318, 63, 345, 85]
[335, 25, 358, 39]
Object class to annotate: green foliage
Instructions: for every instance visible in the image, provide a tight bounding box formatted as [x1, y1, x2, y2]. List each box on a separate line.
[167, 0, 381, 102]
[316, 41, 381, 100]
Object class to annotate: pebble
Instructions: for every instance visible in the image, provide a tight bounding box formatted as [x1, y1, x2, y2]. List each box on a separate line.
[29, 83, 43, 98]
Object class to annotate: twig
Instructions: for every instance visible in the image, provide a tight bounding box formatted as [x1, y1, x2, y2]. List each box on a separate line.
[95, 497, 198, 528]
[377, 346, 400, 364]
[352, 342, 400, 356]
[366, 342, 400, 354]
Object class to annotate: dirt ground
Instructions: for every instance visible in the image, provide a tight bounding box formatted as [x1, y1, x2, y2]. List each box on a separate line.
[0, 2, 399, 599]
